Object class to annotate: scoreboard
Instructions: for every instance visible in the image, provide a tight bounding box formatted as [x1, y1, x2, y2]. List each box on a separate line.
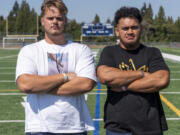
[82, 23, 114, 36]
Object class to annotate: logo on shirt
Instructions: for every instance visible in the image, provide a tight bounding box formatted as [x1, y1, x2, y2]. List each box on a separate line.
[119, 58, 148, 71]
[48, 53, 68, 75]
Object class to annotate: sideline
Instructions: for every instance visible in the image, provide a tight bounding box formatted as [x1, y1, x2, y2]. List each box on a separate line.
[160, 94, 180, 117]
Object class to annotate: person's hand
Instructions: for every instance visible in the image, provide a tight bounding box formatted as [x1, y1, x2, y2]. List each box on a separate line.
[144, 72, 150, 77]
[66, 72, 76, 81]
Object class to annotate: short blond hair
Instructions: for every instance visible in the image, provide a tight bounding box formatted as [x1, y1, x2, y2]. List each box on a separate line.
[41, 0, 68, 16]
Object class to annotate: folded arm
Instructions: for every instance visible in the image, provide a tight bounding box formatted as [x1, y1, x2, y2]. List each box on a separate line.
[17, 73, 76, 94]
[126, 70, 170, 93]
[50, 77, 96, 95]
[97, 65, 170, 93]
[97, 65, 143, 87]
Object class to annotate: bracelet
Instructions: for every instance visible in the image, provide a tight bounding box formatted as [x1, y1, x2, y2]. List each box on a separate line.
[62, 73, 68, 82]
[141, 70, 144, 78]
[121, 86, 126, 91]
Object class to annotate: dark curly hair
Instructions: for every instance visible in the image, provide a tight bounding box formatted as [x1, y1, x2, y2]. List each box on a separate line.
[114, 7, 142, 26]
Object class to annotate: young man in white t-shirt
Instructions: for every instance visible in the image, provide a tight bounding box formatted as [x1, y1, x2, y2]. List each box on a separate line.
[16, 0, 97, 135]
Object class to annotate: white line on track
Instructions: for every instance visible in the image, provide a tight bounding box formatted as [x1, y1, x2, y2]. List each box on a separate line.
[0, 73, 15, 75]
[0, 118, 180, 123]
[0, 55, 17, 60]
[0, 80, 15, 82]
[0, 67, 15, 69]
[0, 92, 180, 96]
[0, 79, 179, 83]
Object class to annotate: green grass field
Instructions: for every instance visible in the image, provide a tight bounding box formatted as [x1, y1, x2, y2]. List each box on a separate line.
[0, 47, 180, 135]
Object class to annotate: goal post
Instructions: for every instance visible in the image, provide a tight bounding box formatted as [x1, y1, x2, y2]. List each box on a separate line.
[2, 35, 38, 48]
[2, 13, 39, 48]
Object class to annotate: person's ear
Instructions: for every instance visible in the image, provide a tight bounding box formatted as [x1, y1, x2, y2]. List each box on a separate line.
[115, 26, 120, 37]
[41, 17, 44, 26]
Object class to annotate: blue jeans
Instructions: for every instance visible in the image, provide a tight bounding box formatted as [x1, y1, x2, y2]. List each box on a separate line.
[26, 132, 87, 135]
[106, 130, 132, 135]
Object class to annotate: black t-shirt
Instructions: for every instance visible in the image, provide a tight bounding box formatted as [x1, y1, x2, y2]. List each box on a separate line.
[97, 44, 169, 135]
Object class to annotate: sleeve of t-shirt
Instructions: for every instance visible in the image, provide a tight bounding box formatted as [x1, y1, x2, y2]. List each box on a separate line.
[75, 45, 97, 82]
[97, 46, 115, 67]
[16, 46, 37, 81]
[148, 47, 169, 73]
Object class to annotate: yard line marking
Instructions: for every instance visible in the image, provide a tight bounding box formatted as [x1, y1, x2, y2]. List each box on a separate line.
[93, 118, 180, 121]
[93, 118, 103, 121]
[160, 92, 180, 94]
[0, 55, 17, 60]
[0, 60, 16, 62]
[162, 53, 180, 62]
[1, 91, 180, 95]
[171, 79, 180, 80]
[0, 80, 15, 82]
[0, 120, 24, 123]
[0, 67, 15, 69]
[166, 118, 180, 120]
[160, 94, 180, 117]
[171, 71, 180, 73]
[0, 93, 24, 95]
[0, 118, 180, 123]
[0, 73, 15, 75]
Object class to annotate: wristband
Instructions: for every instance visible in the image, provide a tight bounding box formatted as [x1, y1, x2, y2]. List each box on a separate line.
[62, 73, 68, 82]
[121, 86, 126, 91]
[141, 70, 144, 78]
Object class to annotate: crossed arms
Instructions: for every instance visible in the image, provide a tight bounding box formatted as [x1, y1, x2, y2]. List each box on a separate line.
[17, 73, 96, 95]
[97, 65, 170, 93]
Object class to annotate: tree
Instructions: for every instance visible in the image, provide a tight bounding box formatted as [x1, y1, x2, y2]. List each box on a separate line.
[141, 3, 147, 18]
[141, 3, 154, 41]
[106, 18, 111, 23]
[0, 16, 5, 36]
[66, 19, 81, 41]
[8, 0, 19, 34]
[155, 6, 166, 24]
[92, 14, 100, 24]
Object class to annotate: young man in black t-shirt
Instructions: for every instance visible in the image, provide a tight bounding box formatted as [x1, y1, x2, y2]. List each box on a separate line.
[97, 7, 170, 135]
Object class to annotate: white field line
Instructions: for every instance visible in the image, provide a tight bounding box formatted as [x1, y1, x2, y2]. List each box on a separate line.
[93, 118, 180, 121]
[0, 80, 15, 82]
[1, 78, 180, 83]
[0, 92, 180, 96]
[1, 79, 180, 83]
[0, 73, 15, 75]
[171, 79, 180, 80]
[0, 60, 16, 62]
[171, 71, 180, 73]
[162, 53, 180, 62]
[0, 93, 25, 96]
[160, 92, 180, 94]
[0, 55, 17, 60]
[0, 118, 180, 123]
[0, 67, 15, 69]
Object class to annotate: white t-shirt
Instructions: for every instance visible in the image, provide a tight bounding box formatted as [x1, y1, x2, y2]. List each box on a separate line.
[16, 40, 97, 133]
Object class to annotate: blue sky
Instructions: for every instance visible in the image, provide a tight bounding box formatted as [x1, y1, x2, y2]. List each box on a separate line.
[0, 0, 179, 23]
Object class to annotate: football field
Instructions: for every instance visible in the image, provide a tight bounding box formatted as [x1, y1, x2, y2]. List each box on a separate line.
[0, 47, 180, 135]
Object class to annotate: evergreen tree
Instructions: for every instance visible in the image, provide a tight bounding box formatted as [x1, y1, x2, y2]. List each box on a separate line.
[141, 3, 153, 41]
[141, 3, 147, 18]
[106, 18, 111, 24]
[92, 14, 100, 24]
[155, 6, 166, 24]
[16, 0, 31, 34]
[8, 0, 19, 34]
[0, 16, 5, 36]
[66, 19, 81, 41]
